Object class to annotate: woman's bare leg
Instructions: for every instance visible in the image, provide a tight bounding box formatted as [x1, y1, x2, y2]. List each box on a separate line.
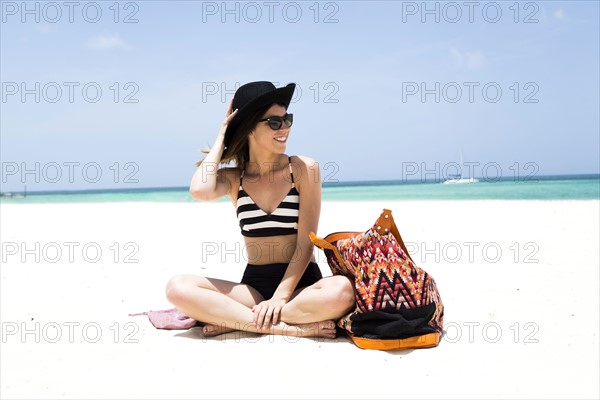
[165, 274, 337, 338]
[280, 275, 356, 324]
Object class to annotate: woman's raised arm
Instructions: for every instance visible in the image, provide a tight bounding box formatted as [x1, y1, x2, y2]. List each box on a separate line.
[189, 99, 238, 201]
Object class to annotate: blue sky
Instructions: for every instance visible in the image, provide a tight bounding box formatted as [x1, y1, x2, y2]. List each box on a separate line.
[1, 0, 599, 191]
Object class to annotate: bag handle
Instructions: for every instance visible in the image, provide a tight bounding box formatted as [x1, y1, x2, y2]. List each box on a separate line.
[309, 232, 346, 267]
[374, 209, 414, 263]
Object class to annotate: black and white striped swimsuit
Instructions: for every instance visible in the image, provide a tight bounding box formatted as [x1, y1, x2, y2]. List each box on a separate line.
[236, 158, 299, 237]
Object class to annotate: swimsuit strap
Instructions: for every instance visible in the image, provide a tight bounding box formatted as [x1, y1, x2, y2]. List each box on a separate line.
[288, 156, 295, 187]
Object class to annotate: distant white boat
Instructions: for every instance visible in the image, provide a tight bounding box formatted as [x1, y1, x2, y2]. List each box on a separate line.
[442, 174, 479, 184]
[442, 151, 479, 184]
[0, 185, 27, 198]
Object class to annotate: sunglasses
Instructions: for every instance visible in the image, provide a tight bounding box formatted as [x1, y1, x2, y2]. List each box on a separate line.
[258, 113, 293, 130]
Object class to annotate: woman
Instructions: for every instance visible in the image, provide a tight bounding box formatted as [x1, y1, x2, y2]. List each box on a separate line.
[166, 81, 355, 339]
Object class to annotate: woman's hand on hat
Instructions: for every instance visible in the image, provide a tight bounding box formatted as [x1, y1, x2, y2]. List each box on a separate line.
[225, 97, 239, 120]
[252, 297, 287, 332]
[223, 107, 238, 124]
[226, 96, 235, 116]
[217, 98, 238, 139]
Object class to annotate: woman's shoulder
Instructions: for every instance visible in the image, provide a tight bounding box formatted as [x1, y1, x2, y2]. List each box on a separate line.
[289, 155, 321, 187]
[289, 155, 319, 170]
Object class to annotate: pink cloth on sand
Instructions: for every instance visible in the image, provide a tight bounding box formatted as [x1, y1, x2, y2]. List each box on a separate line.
[129, 308, 199, 330]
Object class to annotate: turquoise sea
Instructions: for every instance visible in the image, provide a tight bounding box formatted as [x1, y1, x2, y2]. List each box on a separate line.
[1, 175, 598, 203]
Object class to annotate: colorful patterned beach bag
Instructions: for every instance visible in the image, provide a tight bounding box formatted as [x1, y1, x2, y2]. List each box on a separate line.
[310, 209, 444, 350]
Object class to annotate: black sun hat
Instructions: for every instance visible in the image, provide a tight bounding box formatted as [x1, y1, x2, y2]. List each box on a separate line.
[224, 81, 296, 148]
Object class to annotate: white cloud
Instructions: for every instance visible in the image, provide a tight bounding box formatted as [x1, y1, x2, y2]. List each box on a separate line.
[85, 34, 128, 50]
[450, 47, 487, 70]
[553, 8, 565, 20]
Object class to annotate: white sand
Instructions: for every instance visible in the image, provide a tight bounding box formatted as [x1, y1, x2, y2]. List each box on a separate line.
[1, 200, 598, 399]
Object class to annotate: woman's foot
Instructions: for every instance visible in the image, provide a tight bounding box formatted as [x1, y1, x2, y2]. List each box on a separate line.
[276, 320, 337, 339]
[201, 320, 337, 339]
[202, 324, 235, 337]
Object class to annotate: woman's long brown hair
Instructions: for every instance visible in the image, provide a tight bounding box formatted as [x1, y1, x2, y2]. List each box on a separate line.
[195, 102, 287, 169]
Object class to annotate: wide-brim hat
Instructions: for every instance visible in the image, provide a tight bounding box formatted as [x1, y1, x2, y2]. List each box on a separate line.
[224, 81, 296, 148]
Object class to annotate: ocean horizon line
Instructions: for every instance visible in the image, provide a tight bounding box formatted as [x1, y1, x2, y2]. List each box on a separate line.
[1, 172, 599, 196]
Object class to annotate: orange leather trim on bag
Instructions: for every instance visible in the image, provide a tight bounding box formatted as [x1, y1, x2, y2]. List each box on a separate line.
[374, 208, 414, 263]
[323, 231, 361, 243]
[310, 231, 360, 267]
[309, 232, 345, 267]
[351, 332, 441, 351]
[308, 232, 337, 252]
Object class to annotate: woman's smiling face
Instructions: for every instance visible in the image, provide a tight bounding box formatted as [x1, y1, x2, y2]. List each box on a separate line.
[249, 104, 291, 151]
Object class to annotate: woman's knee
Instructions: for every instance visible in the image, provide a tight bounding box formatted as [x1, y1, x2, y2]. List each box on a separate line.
[165, 274, 198, 306]
[324, 276, 356, 313]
